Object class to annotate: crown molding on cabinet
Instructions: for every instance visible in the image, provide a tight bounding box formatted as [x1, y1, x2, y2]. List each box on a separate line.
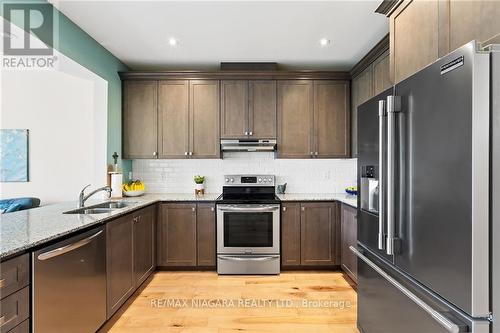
[350, 34, 390, 78]
[375, 0, 404, 16]
[119, 71, 351, 81]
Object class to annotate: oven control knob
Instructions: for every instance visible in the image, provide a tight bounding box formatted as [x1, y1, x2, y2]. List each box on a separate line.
[225, 178, 229, 182]
[268, 178, 272, 182]
[230, 178, 234, 182]
[258, 178, 262, 182]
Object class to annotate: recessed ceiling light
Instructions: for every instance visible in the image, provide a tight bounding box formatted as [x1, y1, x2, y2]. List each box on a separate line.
[168, 38, 178, 47]
[319, 38, 330, 46]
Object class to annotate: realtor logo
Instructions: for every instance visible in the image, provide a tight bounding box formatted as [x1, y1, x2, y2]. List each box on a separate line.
[3, 3, 53, 56]
[2, 2, 57, 69]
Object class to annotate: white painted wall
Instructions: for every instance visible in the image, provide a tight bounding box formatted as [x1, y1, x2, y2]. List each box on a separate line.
[133, 153, 357, 194]
[0, 20, 108, 204]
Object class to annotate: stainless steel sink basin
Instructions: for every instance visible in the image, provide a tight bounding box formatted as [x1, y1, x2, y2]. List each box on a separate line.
[64, 207, 114, 215]
[93, 201, 137, 209]
[63, 201, 137, 215]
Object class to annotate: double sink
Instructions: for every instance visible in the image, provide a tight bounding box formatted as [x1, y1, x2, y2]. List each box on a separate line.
[64, 201, 137, 215]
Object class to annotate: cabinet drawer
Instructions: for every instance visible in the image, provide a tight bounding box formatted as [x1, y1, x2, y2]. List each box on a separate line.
[0, 254, 29, 299]
[0, 287, 29, 333]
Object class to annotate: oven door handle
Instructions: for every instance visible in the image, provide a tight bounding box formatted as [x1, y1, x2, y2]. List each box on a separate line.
[219, 255, 279, 261]
[218, 206, 280, 212]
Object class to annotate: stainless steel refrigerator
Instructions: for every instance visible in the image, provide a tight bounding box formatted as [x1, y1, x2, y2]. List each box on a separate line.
[354, 41, 499, 333]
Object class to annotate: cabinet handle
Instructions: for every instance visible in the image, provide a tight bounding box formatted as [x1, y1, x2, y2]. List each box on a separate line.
[153, 151, 157, 157]
[192, 207, 196, 212]
[245, 131, 248, 135]
[310, 152, 314, 156]
[301, 206, 305, 211]
[211, 207, 214, 212]
[282, 206, 287, 212]
[315, 152, 318, 156]
[189, 152, 193, 156]
[184, 152, 188, 156]
[0, 278, 5, 288]
[249, 131, 253, 136]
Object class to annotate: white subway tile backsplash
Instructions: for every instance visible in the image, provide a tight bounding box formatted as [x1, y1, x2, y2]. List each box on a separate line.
[132, 152, 357, 194]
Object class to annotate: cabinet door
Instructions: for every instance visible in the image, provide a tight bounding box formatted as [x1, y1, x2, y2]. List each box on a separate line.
[158, 80, 189, 158]
[133, 205, 156, 287]
[249, 80, 277, 139]
[300, 202, 338, 266]
[106, 214, 134, 318]
[448, 0, 500, 53]
[390, 0, 439, 83]
[196, 203, 216, 267]
[314, 80, 350, 158]
[373, 50, 391, 96]
[189, 80, 220, 158]
[341, 204, 357, 283]
[277, 80, 313, 158]
[281, 203, 301, 266]
[351, 65, 373, 157]
[221, 80, 248, 138]
[123, 80, 158, 159]
[157, 203, 197, 266]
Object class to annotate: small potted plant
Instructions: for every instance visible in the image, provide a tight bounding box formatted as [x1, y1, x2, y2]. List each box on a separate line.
[194, 175, 205, 195]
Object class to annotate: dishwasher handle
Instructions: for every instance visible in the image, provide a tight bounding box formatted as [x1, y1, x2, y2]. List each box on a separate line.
[37, 230, 103, 261]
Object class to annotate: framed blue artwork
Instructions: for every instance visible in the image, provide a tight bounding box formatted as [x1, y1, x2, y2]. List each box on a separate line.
[0, 129, 29, 182]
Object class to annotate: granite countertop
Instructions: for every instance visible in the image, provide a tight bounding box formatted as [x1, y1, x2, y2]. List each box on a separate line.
[0, 192, 356, 260]
[277, 193, 357, 208]
[0, 193, 220, 260]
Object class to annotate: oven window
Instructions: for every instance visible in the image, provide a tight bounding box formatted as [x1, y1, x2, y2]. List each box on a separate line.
[224, 212, 273, 247]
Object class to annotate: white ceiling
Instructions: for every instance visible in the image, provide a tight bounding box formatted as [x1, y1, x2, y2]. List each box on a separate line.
[52, 1, 388, 71]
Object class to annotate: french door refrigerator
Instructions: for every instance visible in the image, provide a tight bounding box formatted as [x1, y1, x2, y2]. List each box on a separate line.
[354, 41, 499, 333]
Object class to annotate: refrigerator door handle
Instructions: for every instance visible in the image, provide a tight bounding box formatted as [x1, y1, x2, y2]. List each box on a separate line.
[386, 95, 401, 255]
[378, 100, 387, 250]
[350, 246, 465, 333]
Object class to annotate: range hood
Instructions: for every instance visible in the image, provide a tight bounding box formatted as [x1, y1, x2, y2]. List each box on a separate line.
[220, 139, 277, 152]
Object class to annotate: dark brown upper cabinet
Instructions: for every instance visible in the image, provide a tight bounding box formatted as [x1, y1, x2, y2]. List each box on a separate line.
[277, 80, 314, 158]
[313, 80, 350, 158]
[158, 80, 189, 158]
[300, 202, 339, 266]
[249, 80, 277, 139]
[221, 80, 277, 139]
[157, 80, 220, 159]
[278, 80, 350, 159]
[123, 81, 158, 159]
[190, 80, 221, 158]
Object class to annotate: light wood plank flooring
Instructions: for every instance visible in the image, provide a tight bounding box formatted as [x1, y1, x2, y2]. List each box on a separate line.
[99, 271, 358, 333]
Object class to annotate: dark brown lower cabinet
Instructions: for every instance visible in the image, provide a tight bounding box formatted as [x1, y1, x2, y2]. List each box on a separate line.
[133, 205, 156, 286]
[196, 203, 216, 267]
[106, 214, 135, 318]
[341, 204, 357, 283]
[300, 202, 339, 266]
[281, 203, 301, 266]
[157, 203, 197, 267]
[0, 287, 29, 333]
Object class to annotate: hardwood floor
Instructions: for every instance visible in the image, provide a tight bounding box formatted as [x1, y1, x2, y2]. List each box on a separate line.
[99, 271, 359, 333]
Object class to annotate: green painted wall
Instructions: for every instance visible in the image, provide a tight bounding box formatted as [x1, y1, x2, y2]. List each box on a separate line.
[1, 0, 132, 179]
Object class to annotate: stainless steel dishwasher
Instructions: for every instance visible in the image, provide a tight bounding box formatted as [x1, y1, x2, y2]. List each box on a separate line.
[33, 226, 106, 333]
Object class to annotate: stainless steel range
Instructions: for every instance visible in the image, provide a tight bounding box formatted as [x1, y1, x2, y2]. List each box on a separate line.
[216, 174, 281, 275]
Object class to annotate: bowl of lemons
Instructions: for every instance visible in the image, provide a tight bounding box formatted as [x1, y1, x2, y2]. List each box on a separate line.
[345, 186, 358, 195]
[123, 180, 145, 197]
